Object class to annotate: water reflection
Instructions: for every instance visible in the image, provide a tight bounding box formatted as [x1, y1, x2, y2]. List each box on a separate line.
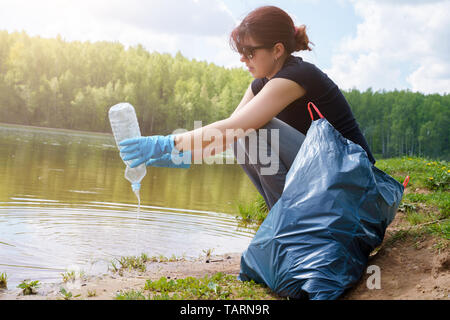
[0, 124, 259, 287]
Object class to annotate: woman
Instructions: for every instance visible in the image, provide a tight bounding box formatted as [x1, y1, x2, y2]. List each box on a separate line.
[120, 6, 375, 210]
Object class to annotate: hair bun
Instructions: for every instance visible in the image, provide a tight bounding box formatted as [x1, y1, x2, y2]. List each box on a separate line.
[294, 25, 312, 52]
[229, 6, 313, 55]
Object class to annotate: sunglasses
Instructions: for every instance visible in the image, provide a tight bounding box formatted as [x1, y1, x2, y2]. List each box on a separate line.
[239, 44, 275, 60]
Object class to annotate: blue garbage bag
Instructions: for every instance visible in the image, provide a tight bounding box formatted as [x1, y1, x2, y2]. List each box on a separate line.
[238, 103, 405, 300]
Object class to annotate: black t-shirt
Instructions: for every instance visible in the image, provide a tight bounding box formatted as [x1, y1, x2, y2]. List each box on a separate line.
[251, 55, 376, 164]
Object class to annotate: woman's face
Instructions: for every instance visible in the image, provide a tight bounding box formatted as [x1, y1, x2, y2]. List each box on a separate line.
[239, 36, 282, 79]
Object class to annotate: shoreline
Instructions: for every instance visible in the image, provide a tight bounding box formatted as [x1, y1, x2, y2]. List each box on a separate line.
[1, 203, 448, 300]
[0, 122, 113, 137]
[1, 230, 448, 300]
[0, 253, 243, 300]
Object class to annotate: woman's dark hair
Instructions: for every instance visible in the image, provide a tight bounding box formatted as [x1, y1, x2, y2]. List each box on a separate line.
[230, 6, 312, 55]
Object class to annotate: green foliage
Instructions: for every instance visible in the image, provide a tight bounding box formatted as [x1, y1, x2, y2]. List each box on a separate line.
[87, 289, 97, 297]
[0, 31, 447, 160]
[115, 272, 278, 300]
[111, 253, 185, 274]
[376, 157, 449, 191]
[61, 271, 76, 282]
[238, 157, 449, 242]
[134, 272, 276, 300]
[0, 272, 7, 289]
[376, 157, 449, 241]
[112, 254, 149, 273]
[115, 289, 147, 300]
[61, 270, 85, 282]
[423, 164, 450, 191]
[59, 287, 81, 300]
[0, 31, 251, 135]
[344, 90, 449, 160]
[235, 193, 269, 226]
[59, 287, 72, 300]
[17, 280, 40, 295]
[426, 220, 450, 240]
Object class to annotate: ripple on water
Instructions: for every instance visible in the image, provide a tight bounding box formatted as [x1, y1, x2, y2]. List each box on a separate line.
[0, 202, 255, 287]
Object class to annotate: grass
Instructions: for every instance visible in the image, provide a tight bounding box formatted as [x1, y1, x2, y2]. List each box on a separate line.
[376, 157, 449, 192]
[17, 280, 40, 295]
[377, 157, 449, 241]
[115, 272, 279, 300]
[61, 271, 76, 283]
[0, 272, 7, 289]
[59, 287, 81, 300]
[235, 156, 449, 242]
[112, 252, 280, 300]
[61, 269, 86, 283]
[235, 193, 269, 227]
[110, 253, 186, 275]
[87, 290, 97, 297]
[115, 255, 149, 273]
[115, 289, 147, 300]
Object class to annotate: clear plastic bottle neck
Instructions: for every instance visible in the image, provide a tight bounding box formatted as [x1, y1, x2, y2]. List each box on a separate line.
[131, 182, 141, 193]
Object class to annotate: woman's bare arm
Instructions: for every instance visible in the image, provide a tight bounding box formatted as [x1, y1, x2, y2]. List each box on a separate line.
[174, 78, 306, 162]
[230, 83, 255, 117]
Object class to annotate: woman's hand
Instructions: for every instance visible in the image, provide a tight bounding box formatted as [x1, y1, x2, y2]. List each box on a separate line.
[146, 153, 191, 169]
[119, 135, 176, 168]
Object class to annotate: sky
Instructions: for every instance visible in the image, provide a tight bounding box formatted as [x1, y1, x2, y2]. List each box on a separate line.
[0, 0, 449, 94]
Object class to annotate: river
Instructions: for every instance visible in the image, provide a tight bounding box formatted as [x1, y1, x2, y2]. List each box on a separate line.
[0, 123, 259, 287]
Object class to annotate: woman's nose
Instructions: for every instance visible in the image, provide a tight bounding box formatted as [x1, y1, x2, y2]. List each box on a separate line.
[240, 54, 248, 63]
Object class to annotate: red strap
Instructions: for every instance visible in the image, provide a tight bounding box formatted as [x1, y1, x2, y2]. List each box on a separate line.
[403, 176, 410, 188]
[308, 102, 325, 121]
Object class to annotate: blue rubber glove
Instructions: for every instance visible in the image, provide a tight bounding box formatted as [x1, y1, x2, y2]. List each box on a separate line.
[146, 152, 191, 169]
[119, 135, 177, 168]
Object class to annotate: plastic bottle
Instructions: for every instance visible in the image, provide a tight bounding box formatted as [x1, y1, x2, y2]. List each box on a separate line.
[108, 103, 147, 194]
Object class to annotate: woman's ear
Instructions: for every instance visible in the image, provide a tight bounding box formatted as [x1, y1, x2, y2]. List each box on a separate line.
[273, 42, 286, 60]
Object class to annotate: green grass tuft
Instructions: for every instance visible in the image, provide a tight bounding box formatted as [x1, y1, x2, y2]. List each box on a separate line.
[0, 272, 7, 289]
[17, 280, 40, 295]
[114, 272, 278, 300]
[235, 193, 269, 226]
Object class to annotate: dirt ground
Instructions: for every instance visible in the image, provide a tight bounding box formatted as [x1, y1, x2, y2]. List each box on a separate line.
[340, 233, 449, 300]
[1, 212, 448, 300]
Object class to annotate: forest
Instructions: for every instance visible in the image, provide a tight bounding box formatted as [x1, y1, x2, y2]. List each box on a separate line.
[0, 31, 448, 160]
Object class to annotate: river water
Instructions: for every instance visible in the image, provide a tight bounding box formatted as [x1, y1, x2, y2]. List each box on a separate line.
[0, 123, 259, 287]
